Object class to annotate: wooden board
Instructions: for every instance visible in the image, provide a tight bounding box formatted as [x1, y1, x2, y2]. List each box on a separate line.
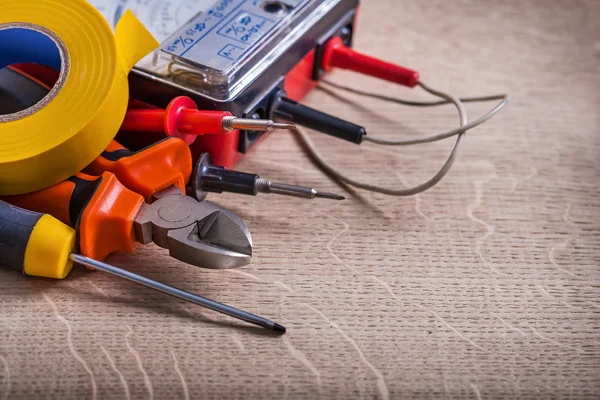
[1, 0, 599, 398]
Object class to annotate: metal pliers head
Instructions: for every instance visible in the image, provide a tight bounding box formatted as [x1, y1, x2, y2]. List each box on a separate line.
[133, 188, 252, 269]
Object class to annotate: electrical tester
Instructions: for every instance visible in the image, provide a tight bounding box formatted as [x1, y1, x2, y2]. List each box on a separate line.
[89, 0, 363, 167]
[88, 0, 508, 198]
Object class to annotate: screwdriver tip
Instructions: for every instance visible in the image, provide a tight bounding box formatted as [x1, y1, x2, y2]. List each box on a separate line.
[271, 122, 296, 130]
[315, 192, 346, 201]
[273, 323, 287, 333]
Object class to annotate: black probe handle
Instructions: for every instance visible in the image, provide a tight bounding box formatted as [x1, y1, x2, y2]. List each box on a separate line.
[199, 165, 259, 196]
[0, 201, 43, 273]
[273, 96, 366, 144]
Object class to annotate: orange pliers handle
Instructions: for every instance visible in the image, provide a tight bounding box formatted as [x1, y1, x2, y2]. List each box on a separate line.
[6, 172, 144, 261]
[85, 138, 192, 203]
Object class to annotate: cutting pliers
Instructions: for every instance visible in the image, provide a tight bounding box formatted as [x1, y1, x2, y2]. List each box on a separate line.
[6, 170, 252, 269]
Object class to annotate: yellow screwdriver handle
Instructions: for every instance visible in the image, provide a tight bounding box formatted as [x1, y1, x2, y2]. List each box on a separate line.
[0, 201, 75, 279]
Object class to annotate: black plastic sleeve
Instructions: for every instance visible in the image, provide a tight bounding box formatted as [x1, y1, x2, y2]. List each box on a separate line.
[67, 176, 102, 228]
[0, 201, 43, 273]
[273, 96, 366, 144]
[198, 165, 259, 196]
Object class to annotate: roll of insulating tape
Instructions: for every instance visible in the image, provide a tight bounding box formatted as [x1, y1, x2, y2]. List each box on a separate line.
[0, 0, 159, 195]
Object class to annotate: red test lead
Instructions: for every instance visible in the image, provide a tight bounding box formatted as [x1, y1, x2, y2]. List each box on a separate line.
[321, 36, 420, 88]
[121, 96, 295, 145]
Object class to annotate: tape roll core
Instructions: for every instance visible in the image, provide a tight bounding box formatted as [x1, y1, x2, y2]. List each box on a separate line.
[0, 23, 70, 123]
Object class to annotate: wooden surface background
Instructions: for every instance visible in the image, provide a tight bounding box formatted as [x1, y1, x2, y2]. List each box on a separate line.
[1, 0, 599, 398]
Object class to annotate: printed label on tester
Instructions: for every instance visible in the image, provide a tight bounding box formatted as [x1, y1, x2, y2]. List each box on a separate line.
[162, 0, 284, 71]
[217, 12, 274, 46]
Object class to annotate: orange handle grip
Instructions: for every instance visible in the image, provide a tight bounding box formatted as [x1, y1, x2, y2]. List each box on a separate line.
[84, 138, 192, 202]
[4, 172, 144, 261]
[78, 172, 144, 261]
[4, 178, 79, 226]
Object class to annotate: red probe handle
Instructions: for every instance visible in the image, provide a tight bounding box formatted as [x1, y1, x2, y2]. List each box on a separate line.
[322, 36, 420, 88]
[179, 109, 232, 134]
[121, 109, 166, 133]
[120, 96, 233, 145]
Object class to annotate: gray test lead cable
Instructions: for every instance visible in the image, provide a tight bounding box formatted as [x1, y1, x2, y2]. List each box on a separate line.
[293, 80, 508, 196]
[321, 79, 510, 146]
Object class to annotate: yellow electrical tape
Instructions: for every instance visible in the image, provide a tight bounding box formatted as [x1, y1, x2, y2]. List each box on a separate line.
[0, 0, 158, 195]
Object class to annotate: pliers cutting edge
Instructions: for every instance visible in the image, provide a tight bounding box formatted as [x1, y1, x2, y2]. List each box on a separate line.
[86, 139, 253, 269]
[135, 186, 252, 269]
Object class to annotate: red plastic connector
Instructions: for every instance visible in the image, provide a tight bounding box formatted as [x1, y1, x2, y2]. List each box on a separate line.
[321, 36, 420, 88]
[120, 96, 233, 145]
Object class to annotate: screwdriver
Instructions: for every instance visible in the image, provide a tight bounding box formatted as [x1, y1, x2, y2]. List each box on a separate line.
[321, 36, 420, 88]
[191, 153, 346, 201]
[0, 201, 285, 333]
[120, 96, 295, 145]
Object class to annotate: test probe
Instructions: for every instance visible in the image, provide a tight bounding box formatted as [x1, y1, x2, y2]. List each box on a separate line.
[120, 95, 296, 145]
[0, 201, 285, 332]
[292, 36, 510, 196]
[268, 36, 421, 144]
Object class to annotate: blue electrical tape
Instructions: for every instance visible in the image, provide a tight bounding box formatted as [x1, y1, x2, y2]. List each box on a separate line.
[0, 28, 61, 70]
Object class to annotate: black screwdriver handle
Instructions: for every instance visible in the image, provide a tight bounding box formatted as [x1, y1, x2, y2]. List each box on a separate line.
[272, 95, 366, 144]
[190, 154, 259, 201]
[0, 201, 43, 272]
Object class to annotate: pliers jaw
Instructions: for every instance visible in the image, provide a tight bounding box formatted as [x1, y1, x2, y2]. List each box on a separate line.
[133, 188, 252, 269]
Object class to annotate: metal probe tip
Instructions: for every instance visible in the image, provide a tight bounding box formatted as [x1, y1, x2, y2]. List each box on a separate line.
[270, 122, 296, 130]
[223, 116, 296, 132]
[69, 253, 286, 333]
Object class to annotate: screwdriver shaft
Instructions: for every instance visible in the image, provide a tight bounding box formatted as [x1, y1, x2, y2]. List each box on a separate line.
[69, 254, 286, 333]
[255, 179, 345, 200]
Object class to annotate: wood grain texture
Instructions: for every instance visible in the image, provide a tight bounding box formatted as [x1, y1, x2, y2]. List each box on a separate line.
[1, 0, 599, 398]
